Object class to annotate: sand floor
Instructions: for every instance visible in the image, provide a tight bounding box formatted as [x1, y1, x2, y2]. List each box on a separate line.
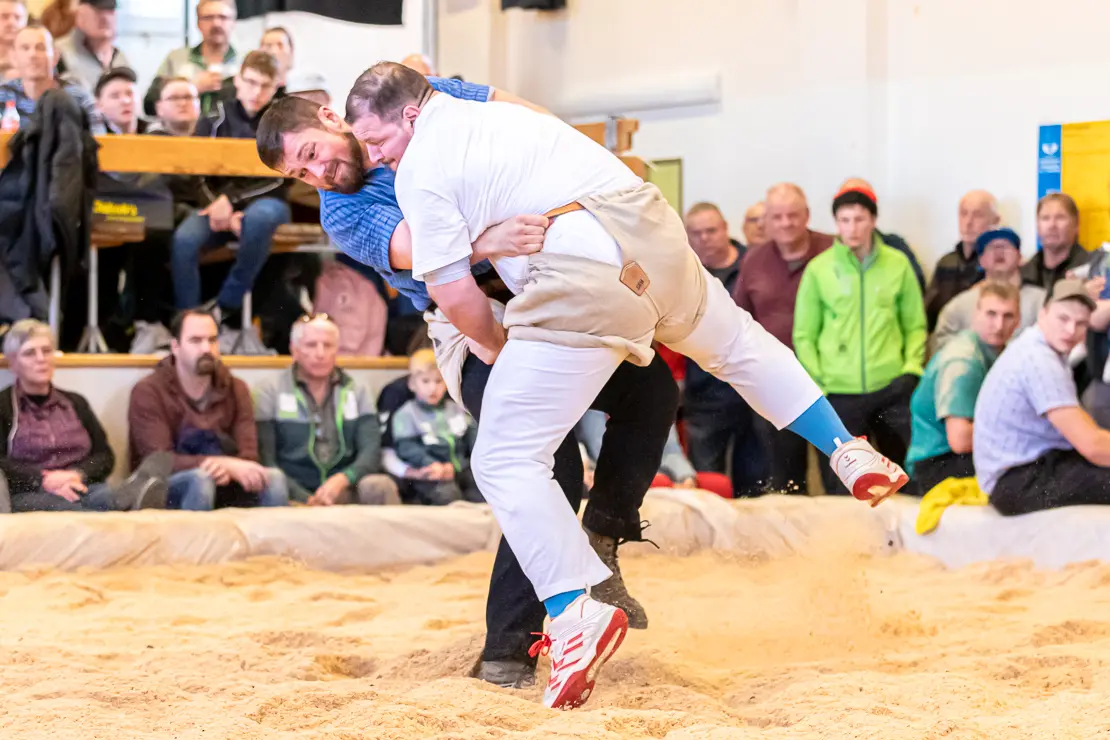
[4, 545, 1110, 740]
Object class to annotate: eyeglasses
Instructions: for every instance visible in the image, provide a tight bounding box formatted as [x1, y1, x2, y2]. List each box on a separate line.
[298, 313, 330, 323]
[198, 14, 234, 22]
[162, 94, 198, 103]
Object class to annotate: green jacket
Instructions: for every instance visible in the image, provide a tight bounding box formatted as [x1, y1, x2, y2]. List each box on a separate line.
[793, 236, 927, 395]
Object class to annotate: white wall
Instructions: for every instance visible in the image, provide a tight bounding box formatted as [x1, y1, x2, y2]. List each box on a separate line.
[440, 0, 1110, 272]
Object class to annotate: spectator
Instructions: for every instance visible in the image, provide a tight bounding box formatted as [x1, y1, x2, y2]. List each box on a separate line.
[254, 315, 399, 506]
[0, 319, 171, 512]
[0, 0, 28, 80]
[390, 349, 480, 506]
[94, 65, 140, 133]
[143, 0, 240, 117]
[171, 51, 289, 331]
[973, 279, 1110, 514]
[906, 282, 1020, 495]
[732, 182, 832, 492]
[0, 24, 104, 132]
[1022, 192, 1088, 291]
[681, 201, 766, 495]
[259, 26, 292, 93]
[840, 177, 926, 291]
[146, 76, 200, 136]
[742, 201, 765, 247]
[401, 52, 436, 76]
[127, 309, 288, 510]
[794, 185, 926, 493]
[932, 227, 1045, 354]
[924, 190, 999, 330]
[55, 0, 130, 95]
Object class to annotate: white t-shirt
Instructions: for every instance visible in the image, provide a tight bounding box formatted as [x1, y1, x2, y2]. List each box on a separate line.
[394, 93, 642, 294]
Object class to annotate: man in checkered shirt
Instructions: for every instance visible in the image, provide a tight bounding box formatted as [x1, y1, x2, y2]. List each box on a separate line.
[973, 278, 1110, 514]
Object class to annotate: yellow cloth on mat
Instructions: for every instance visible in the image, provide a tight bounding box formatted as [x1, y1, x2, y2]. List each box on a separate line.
[915, 477, 988, 535]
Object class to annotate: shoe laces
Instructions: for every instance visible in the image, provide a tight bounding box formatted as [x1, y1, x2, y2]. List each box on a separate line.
[616, 520, 659, 550]
[528, 632, 552, 658]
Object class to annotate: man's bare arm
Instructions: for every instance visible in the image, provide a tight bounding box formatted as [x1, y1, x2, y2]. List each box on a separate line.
[427, 275, 506, 359]
[491, 88, 551, 115]
[1046, 406, 1110, 466]
[389, 216, 548, 271]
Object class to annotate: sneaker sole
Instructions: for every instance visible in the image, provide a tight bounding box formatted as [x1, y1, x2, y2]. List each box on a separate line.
[548, 608, 629, 710]
[853, 470, 909, 507]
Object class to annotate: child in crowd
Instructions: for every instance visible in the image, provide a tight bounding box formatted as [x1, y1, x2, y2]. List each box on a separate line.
[390, 350, 482, 505]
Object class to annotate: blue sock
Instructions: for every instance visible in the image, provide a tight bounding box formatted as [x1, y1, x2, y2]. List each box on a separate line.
[544, 589, 586, 619]
[785, 397, 853, 457]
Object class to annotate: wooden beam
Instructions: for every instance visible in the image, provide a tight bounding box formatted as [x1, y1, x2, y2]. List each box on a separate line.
[0, 117, 638, 175]
[0, 353, 410, 370]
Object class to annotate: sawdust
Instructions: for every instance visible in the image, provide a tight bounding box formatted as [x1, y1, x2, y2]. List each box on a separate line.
[4, 542, 1110, 738]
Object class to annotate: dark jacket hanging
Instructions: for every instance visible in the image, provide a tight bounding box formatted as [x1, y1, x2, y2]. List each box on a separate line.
[235, 0, 404, 24]
[0, 89, 98, 323]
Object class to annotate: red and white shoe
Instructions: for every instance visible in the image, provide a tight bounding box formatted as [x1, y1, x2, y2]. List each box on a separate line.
[829, 437, 908, 506]
[529, 595, 628, 710]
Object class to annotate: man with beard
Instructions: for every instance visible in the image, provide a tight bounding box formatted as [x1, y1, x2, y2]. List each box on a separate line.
[127, 309, 289, 510]
[255, 77, 676, 691]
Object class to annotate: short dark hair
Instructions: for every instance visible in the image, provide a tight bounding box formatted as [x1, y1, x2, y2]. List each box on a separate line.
[94, 66, 136, 98]
[256, 94, 326, 170]
[154, 75, 194, 100]
[170, 308, 217, 340]
[345, 61, 432, 124]
[262, 26, 293, 51]
[240, 50, 278, 82]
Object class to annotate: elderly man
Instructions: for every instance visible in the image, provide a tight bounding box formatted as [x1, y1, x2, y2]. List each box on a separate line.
[932, 227, 1046, 354]
[56, 0, 130, 95]
[973, 279, 1110, 514]
[682, 201, 766, 495]
[741, 201, 765, 246]
[334, 63, 907, 708]
[255, 78, 677, 691]
[143, 0, 239, 117]
[0, 24, 103, 132]
[1022, 193, 1089, 291]
[924, 190, 1000, 330]
[731, 183, 831, 492]
[254, 315, 399, 506]
[0, 0, 27, 80]
[906, 282, 1019, 495]
[0, 319, 170, 513]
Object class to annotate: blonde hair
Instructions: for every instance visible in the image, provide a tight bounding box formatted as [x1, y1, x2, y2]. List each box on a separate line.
[409, 348, 438, 375]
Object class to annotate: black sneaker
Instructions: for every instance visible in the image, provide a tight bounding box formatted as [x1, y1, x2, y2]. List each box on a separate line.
[586, 527, 649, 629]
[472, 659, 536, 689]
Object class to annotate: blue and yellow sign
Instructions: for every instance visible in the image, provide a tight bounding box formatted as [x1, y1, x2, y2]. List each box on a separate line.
[1039, 120, 1110, 251]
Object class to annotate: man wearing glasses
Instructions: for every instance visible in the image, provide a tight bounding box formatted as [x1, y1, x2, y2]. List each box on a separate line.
[143, 0, 240, 117]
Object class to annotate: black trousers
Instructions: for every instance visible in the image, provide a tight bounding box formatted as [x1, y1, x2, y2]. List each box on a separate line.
[909, 451, 974, 496]
[992, 449, 1110, 516]
[751, 416, 810, 494]
[683, 397, 768, 497]
[462, 352, 678, 665]
[822, 378, 914, 495]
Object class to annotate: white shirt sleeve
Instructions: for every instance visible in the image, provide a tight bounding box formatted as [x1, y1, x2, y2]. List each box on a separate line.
[396, 181, 474, 283]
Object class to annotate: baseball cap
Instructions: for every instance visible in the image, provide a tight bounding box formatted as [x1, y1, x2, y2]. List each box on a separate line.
[80, 0, 119, 10]
[1046, 277, 1096, 311]
[975, 227, 1021, 255]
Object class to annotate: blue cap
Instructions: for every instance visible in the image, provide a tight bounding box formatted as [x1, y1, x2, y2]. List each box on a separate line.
[975, 227, 1021, 255]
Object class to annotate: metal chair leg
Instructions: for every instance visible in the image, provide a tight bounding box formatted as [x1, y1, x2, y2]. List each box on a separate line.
[76, 246, 109, 353]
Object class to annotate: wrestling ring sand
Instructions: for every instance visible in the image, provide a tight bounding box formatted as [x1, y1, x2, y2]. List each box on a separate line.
[3, 492, 1110, 739]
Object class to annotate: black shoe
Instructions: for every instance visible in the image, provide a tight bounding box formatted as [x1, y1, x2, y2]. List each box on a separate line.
[587, 527, 649, 629]
[114, 452, 173, 510]
[472, 659, 536, 689]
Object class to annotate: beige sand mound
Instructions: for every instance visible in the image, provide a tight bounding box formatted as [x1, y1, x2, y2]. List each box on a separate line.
[5, 546, 1110, 739]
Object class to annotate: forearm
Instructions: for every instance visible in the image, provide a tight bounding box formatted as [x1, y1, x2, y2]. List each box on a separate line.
[394, 438, 438, 468]
[427, 276, 503, 350]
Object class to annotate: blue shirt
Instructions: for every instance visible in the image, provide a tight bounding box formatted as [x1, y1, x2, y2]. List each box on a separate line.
[0, 78, 106, 134]
[320, 76, 493, 311]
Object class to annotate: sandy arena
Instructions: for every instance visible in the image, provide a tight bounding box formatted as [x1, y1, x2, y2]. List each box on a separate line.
[5, 540, 1110, 739]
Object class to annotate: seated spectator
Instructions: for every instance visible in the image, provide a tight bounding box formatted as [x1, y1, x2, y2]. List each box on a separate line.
[254, 315, 399, 506]
[794, 185, 926, 494]
[840, 177, 926, 291]
[143, 0, 239, 117]
[741, 201, 765, 247]
[0, 24, 104, 132]
[0, 0, 28, 80]
[94, 66, 141, 133]
[127, 309, 288, 510]
[146, 76, 200, 136]
[259, 26, 292, 95]
[924, 190, 999, 330]
[1022, 192, 1088, 291]
[0, 319, 171, 512]
[906, 283, 1020, 495]
[55, 0, 130, 95]
[732, 183, 831, 493]
[682, 201, 766, 496]
[390, 349, 481, 506]
[171, 50, 289, 332]
[932, 227, 1045, 354]
[973, 279, 1110, 514]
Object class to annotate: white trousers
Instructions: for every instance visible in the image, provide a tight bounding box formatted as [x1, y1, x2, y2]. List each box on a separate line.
[472, 270, 824, 601]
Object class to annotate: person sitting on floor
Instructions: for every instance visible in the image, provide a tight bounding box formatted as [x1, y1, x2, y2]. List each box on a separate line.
[254, 314, 399, 506]
[906, 282, 1020, 495]
[0, 319, 170, 512]
[389, 349, 481, 506]
[973, 279, 1110, 515]
[127, 309, 288, 510]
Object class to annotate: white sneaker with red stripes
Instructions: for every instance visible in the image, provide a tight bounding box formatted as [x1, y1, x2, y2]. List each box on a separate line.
[829, 437, 909, 506]
[529, 594, 628, 710]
